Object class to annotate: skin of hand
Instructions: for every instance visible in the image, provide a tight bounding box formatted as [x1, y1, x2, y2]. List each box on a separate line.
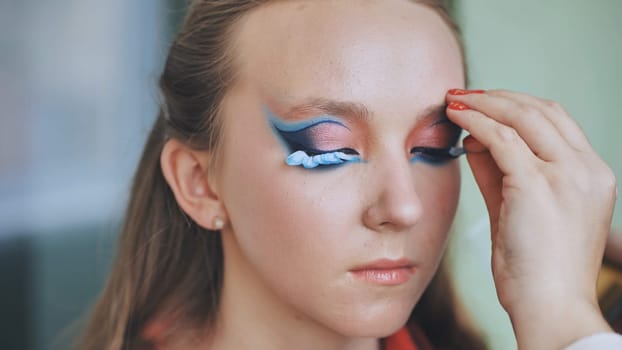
[445, 89, 617, 350]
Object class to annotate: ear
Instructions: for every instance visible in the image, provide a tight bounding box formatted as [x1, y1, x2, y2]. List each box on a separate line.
[160, 138, 227, 231]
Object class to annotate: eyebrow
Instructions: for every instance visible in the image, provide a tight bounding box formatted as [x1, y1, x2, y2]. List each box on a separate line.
[279, 97, 372, 122]
[277, 97, 448, 126]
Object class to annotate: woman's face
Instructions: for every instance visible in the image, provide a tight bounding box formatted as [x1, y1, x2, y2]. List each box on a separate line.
[217, 0, 464, 337]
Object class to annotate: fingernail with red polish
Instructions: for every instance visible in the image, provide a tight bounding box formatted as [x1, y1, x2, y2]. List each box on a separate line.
[447, 101, 470, 111]
[448, 89, 486, 95]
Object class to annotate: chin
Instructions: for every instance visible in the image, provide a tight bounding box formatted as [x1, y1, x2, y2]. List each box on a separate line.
[330, 302, 415, 338]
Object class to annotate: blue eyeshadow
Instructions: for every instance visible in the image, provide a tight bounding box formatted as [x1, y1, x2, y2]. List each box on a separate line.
[265, 107, 348, 153]
[264, 106, 464, 169]
[264, 107, 360, 169]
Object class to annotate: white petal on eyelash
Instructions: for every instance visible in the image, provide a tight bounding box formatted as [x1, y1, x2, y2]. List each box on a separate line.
[285, 150, 358, 168]
[303, 155, 319, 168]
[320, 153, 341, 164]
[312, 154, 324, 165]
[286, 150, 307, 166]
[448, 146, 466, 157]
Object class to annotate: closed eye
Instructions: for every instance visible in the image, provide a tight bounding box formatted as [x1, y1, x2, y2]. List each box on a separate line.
[410, 146, 459, 165]
[305, 147, 359, 156]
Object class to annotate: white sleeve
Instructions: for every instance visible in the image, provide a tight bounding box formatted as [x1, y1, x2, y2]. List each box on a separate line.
[563, 333, 622, 350]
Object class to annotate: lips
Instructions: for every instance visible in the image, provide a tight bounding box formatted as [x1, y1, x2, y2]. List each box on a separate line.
[349, 258, 416, 286]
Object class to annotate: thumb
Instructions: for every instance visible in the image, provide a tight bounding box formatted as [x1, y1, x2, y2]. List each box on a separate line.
[464, 135, 504, 236]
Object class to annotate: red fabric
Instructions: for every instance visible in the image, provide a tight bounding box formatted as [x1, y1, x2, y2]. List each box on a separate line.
[384, 326, 420, 350]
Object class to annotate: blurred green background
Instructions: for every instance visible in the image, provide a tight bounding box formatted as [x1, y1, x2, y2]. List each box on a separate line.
[0, 1, 620, 349]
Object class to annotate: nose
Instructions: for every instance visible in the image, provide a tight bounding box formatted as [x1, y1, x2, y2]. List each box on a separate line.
[362, 158, 423, 233]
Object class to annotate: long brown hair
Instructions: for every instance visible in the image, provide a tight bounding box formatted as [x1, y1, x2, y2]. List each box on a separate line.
[78, 1, 485, 349]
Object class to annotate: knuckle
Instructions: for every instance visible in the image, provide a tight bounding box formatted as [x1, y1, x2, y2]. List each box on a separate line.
[517, 104, 542, 119]
[495, 125, 520, 143]
[576, 160, 617, 198]
[543, 99, 567, 114]
[487, 89, 508, 97]
[600, 165, 617, 195]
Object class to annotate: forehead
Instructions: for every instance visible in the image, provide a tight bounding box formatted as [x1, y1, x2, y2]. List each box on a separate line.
[233, 0, 464, 110]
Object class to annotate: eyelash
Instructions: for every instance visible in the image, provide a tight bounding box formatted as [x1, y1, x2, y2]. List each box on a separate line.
[285, 146, 458, 169]
[410, 146, 458, 165]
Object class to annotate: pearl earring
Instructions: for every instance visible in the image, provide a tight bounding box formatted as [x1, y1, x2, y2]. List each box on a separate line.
[213, 217, 225, 230]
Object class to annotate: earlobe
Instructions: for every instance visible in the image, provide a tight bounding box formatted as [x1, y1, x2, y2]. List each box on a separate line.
[160, 138, 227, 231]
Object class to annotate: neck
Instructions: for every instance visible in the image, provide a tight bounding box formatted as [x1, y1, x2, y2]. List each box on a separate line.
[205, 233, 381, 350]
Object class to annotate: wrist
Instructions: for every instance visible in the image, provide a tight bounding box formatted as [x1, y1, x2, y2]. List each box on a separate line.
[508, 297, 611, 350]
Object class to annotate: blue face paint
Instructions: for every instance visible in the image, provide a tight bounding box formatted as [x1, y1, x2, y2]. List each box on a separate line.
[265, 107, 361, 169]
[286, 150, 359, 168]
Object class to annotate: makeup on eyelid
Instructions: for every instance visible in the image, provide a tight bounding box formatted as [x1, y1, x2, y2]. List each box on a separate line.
[265, 107, 353, 148]
[408, 118, 463, 165]
[265, 105, 464, 168]
[265, 106, 362, 168]
[281, 122, 354, 152]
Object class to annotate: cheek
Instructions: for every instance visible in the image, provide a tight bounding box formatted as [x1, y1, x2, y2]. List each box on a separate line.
[413, 163, 461, 253]
[229, 171, 358, 261]
[219, 121, 361, 279]
[220, 152, 365, 320]
[425, 164, 460, 216]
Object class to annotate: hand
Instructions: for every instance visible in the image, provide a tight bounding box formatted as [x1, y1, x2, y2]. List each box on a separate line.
[445, 89, 617, 349]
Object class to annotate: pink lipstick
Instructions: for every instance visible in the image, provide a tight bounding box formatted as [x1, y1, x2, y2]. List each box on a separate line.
[349, 258, 415, 286]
